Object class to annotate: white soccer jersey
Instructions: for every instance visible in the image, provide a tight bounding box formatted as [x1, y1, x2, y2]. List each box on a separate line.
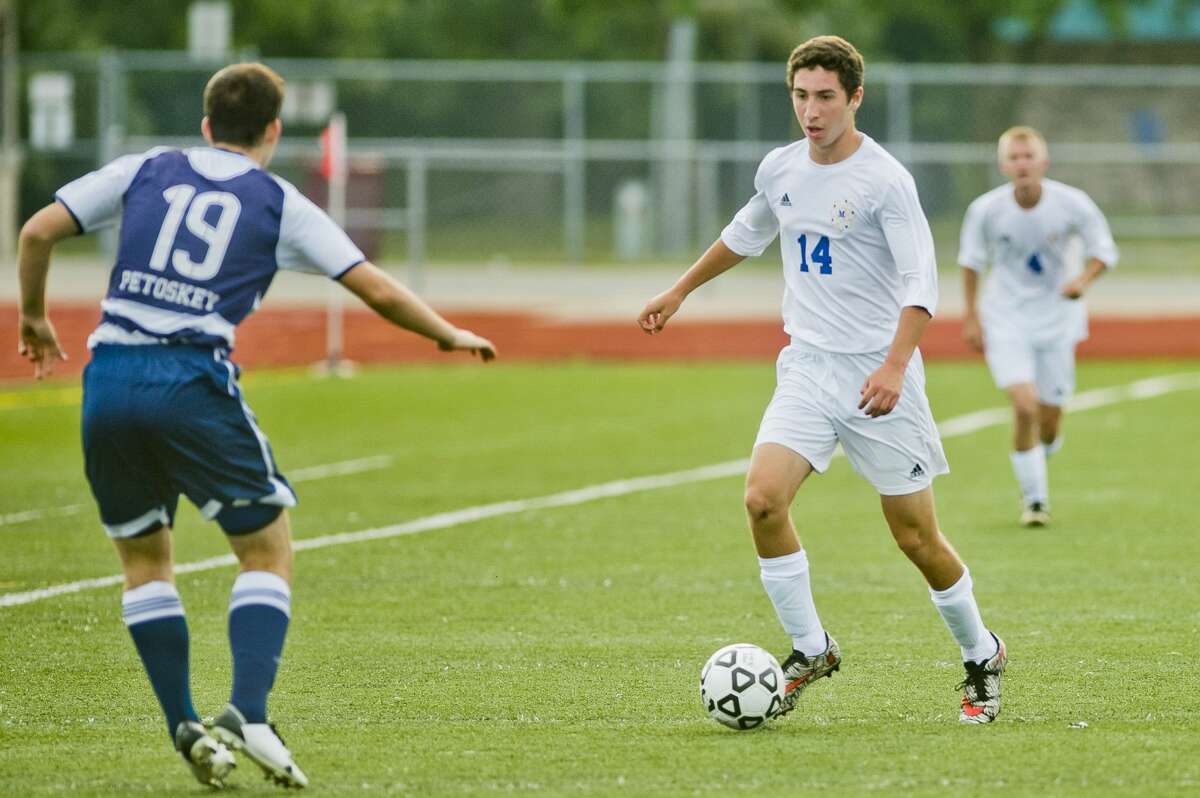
[721, 134, 939, 354]
[958, 178, 1118, 343]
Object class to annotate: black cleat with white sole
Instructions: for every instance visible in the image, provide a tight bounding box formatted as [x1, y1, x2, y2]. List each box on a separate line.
[210, 704, 308, 789]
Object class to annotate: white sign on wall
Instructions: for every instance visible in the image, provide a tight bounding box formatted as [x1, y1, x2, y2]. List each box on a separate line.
[281, 80, 337, 124]
[188, 1, 231, 59]
[28, 72, 74, 150]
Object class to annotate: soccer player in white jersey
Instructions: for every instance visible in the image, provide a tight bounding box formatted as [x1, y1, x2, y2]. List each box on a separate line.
[16, 63, 496, 789]
[959, 127, 1118, 527]
[638, 36, 1007, 724]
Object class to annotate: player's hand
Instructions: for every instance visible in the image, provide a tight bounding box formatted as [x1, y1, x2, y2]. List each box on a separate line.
[1060, 276, 1088, 300]
[859, 361, 904, 418]
[637, 289, 684, 334]
[17, 314, 68, 380]
[961, 314, 984, 352]
[439, 328, 497, 361]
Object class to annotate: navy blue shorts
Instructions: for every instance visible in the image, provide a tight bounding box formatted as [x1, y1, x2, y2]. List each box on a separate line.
[81, 345, 296, 538]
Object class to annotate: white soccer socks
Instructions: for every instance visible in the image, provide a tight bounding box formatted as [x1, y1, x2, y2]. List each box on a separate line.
[1043, 436, 1064, 458]
[929, 569, 996, 664]
[759, 548, 827, 657]
[1010, 446, 1049, 506]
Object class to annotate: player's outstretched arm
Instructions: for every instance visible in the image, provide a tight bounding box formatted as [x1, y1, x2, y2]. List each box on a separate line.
[339, 262, 496, 361]
[17, 202, 79, 379]
[637, 238, 745, 334]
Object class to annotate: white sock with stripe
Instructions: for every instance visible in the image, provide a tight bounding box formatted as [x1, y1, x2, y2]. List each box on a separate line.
[123, 580, 185, 626]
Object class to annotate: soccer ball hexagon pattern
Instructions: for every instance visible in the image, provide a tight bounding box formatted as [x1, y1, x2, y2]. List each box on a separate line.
[699, 643, 784, 730]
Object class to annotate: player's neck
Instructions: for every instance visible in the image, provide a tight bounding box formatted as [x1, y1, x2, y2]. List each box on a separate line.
[809, 127, 863, 165]
[212, 141, 270, 168]
[1012, 182, 1043, 209]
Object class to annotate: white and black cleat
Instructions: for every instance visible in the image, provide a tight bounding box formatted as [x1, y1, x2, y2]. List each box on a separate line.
[959, 633, 1007, 724]
[776, 633, 841, 717]
[1020, 502, 1050, 527]
[175, 719, 236, 788]
[210, 704, 308, 789]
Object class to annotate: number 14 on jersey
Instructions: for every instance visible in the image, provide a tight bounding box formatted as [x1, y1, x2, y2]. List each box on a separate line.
[797, 234, 832, 275]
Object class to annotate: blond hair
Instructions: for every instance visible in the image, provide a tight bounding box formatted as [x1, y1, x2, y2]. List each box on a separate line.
[997, 126, 1048, 161]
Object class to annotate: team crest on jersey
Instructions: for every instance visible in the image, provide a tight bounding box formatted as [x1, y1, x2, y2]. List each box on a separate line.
[830, 198, 857, 232]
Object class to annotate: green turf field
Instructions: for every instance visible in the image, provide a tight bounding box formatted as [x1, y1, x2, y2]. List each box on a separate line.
[1, 360, 1198, 796]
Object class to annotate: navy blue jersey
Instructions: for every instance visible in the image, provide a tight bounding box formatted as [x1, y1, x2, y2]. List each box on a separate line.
[56, 147, 364, 350]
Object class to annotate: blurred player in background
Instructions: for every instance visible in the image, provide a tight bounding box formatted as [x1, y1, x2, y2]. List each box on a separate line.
[16, 63, 495, 789]
[638, 36, 1006, 724]
[959, 127, 1118, 527]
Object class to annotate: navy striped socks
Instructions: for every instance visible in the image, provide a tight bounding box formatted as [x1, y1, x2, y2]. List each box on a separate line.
[228, 571, 292, 723]
[122, 581, 199, 737]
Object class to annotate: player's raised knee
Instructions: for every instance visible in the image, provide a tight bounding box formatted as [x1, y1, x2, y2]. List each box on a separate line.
[892, 530, 926, 560]
[226, 508, 294, 581]
[1013, 398, 1038, 427]
[744, 483, 788, 525]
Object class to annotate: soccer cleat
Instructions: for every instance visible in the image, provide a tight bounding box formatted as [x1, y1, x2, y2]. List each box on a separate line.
[1020, 502, 1050, 527]
[210, 704, 309, 789]
[775, 633, 841, 717]
[175, 720, 236, 788]
[958, 634, 1007, 724]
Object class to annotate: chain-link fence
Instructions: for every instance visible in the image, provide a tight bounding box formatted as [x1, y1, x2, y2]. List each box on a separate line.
[11, 51, 1200, 271]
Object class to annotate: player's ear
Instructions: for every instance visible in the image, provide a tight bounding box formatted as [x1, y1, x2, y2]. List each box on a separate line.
[266, 118, 282, 144]
[849, 87, 864, 111]
[200, 116, 213, 144]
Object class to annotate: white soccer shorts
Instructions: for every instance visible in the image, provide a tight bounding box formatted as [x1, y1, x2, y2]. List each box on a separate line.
[983, 334, 1076, 406]
[753, 344, 949, 496]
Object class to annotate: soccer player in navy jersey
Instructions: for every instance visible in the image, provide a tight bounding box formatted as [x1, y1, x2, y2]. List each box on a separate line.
[16, 63, 495, 789]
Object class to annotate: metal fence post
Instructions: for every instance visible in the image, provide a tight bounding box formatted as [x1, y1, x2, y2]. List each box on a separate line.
[658, 19, 697, 255]
[563, 68, 586, 266]
[886, 66, 912, 164]
[735, 61, 761, 202]
[97, 50, 126, 256]
[406, 153, 426, 292]
[695, 147, 719, 248]
[0, 0, 19, 259]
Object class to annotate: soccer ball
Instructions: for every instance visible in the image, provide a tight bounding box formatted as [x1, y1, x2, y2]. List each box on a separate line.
[699, 643, 784, 730]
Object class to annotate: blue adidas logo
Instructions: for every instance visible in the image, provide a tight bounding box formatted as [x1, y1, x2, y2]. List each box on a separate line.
[780, 193, 792, 207]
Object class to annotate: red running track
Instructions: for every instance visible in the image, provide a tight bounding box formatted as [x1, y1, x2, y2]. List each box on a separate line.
[2, 303, 1198, 381]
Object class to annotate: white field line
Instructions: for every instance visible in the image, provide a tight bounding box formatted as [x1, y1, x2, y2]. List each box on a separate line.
[0, 503, 88, 527]
[0, 455, 396, 529]
[287, 454, 394, 481]
[2, 372, 1197, 610]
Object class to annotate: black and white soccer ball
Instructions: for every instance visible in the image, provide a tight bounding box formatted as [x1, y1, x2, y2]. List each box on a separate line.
[699, 643, 784, 730]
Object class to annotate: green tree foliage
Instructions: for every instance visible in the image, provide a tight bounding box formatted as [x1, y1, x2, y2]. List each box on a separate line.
[18, 0, 1145, 63]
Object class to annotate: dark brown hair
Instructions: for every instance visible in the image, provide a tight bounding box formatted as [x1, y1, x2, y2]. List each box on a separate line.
[203, 63, 285, 146]
[786, 36, 864, 98]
